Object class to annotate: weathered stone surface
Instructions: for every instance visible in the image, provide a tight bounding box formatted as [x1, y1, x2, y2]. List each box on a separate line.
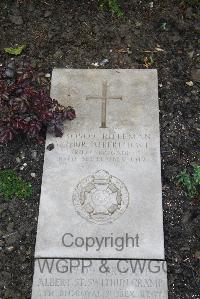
[9, 15, 23, 25]
[191, 68, 200, 82]
[35, 69, 164, 259]
[32, 259, 168, 299]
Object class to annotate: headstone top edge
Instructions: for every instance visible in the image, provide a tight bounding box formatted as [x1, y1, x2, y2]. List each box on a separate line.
[52, 68, 158, 73]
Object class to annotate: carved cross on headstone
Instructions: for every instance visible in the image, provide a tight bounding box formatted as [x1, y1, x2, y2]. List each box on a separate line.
[86, 81, 122, 128]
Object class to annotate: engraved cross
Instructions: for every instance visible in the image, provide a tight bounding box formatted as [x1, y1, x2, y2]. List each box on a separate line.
[86, 81, 122, 128]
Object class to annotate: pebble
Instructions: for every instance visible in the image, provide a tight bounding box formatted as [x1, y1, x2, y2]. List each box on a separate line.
[1, 271, 11, 280]
[45, 73, 51, 78]
[187, 50, 194, 59]
[195, 23, 200, 33]
[0, 203, 8, 213]
[6, 246, 14, 252]
[9, 15, 23, 25]
[195, 251, 200, 259]
[6, 232, 19, 246]
[31, 150, 37, 159]
[28, 3, 34, 12]
[180, 246, 190, 252]
[149, 2, 154, 8]
[186, 81, 193, 87]
[185, 7, 193, 19]
[44, 10, 52, 18]
[31, 173, 36, 178]
[5, 68, 15, 79]
[171, 32, 181, 42]
[7, 223, 14, 233]
[16, 157, 21, 163]
[182, 211, 192, 224]
[99, 59, 109, 66]
[191, 69, 200, 82]
[20, 152, 25, 159]
[31, 59, 37, 68]
[46, 143, 54, 151]
[184, 97, 191, 104]
[91, 62, 99, 67]
[7, 62, 15, 69]
[53, 50, 64, 59]
[135, 21, 142, 28]
[19, 163, 27, 171]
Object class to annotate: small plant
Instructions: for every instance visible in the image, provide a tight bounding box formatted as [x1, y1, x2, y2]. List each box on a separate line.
[144, 55, 154, 68]
[100, 0, 124, 17]
[0, 63, 76, 144]
[4, 45, 26, 56]
[177, 165, 200, 199]
[160, 22, 167, 31]
[0, 169, 32, 200]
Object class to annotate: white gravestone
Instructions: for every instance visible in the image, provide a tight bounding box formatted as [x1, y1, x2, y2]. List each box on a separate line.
[35, 69, 164, 260]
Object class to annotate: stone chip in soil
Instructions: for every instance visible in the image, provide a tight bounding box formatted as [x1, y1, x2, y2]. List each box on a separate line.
[44, 10, 52, 18]
[9, 15, 23, 25]
[191, 69, 200, 82]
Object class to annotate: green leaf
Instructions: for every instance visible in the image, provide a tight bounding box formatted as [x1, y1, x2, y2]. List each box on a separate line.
[193, 165, 200, 185]
[0, 169, 32, 200]
[99, 0, 124, 17]
[177, 166, 200, 199]
[4, 45, 26, 55]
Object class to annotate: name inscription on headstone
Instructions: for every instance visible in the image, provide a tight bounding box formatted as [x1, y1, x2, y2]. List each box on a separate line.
[32, 259, 168, 299]
[56, 130, 151, 165]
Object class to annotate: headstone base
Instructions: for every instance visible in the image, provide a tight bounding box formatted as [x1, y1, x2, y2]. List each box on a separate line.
[32, 259, 168, 299]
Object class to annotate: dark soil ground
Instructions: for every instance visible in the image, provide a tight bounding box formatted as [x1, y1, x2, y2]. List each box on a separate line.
[0, 0, 200, 298]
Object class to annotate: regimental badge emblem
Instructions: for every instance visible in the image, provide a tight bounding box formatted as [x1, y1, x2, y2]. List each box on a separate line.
[73, 170, 129, 224]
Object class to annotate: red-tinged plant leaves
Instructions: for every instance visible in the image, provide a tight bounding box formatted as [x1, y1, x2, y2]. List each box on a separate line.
[39, 111, 53, 122]
[11, 118, 28, 130]
[35, 135, 45, 144]
[64, 107, 76, 120]
[54, 125, 64, 137]
[0, 128, 14, 143]
[11, 97, 28, 113]
[28, 121, 42, 137]
[0, 64, 76, 144]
